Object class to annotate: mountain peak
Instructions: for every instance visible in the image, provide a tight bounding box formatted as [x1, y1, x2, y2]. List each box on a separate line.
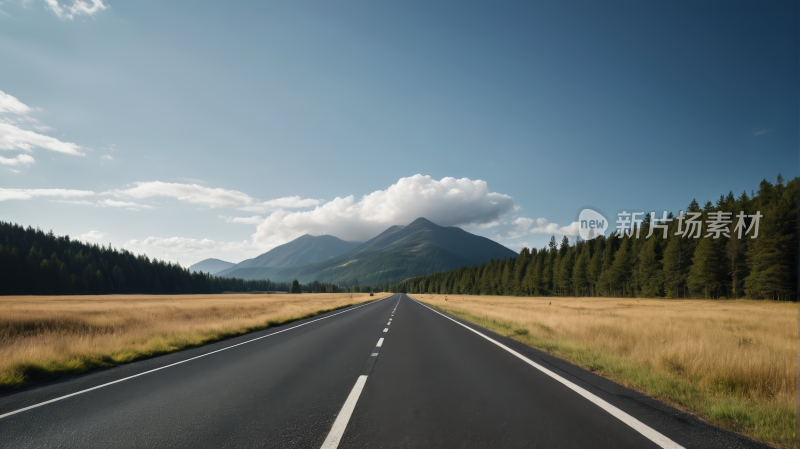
[408, 217, 436, 226]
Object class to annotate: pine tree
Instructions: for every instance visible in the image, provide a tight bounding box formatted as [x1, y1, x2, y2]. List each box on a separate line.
[635, 237, 663, 298]
[572, 247, 590, 296]
[687, 237, 722, 298]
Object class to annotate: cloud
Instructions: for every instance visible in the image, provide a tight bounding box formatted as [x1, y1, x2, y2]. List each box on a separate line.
[753, 128, 772, 136]
[0, 91, 32, 115]
[122, 236, 260, 266]
[0, 187, 95, 201]
[0, 154, 35, 166]
[0, 90, 85, 157]
[45, 0, 107, 20]
[251, 174, 518, 249]
[0, 122, 84, 155]
[526, 218, 579, 236]
[52, 199, 96, 206]
[101, 154, 112, 160]
[107, 181, 321, 212]
[125, 236, 217, 252]
[99, 199, 154, 210]
[220, 215, 264, 225]
[79, 230, 109, 242]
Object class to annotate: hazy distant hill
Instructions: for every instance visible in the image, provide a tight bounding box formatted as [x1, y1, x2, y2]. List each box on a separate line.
[188, 258, 235, 274]
[234, 218, 518, 286]
[218, 234, 361, 279]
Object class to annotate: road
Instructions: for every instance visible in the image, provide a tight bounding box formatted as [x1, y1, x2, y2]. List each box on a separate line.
[0, 294, 770, 448]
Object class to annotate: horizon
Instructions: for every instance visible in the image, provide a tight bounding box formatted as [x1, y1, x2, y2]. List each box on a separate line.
[1, 1, 796, 267]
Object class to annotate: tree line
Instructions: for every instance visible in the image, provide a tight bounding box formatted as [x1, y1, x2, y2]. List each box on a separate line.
[0, 221, 296, 295]
[390, 175, 797, 301]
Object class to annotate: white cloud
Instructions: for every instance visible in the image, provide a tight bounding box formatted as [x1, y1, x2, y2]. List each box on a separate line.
[0, 122, 84, 155]
[79, 230, 109, 242]
[52, 199, 96, 206]
[122, 236, 260, 266]
[0, 154, 35, 166]
[99, 199, 154, 210]
[220, 215, 264, 225]
[125, 236, 217, 252]
[526, 218, 579, 236]
[0, 91, 32, 115]
[0, 188, 95, 201]
[251, 174, 518, 249]
[107, 181, 321, 212]
[45, 0, 107, 20]
[0, 90, 85, 158]
[101, 154, 112, 160]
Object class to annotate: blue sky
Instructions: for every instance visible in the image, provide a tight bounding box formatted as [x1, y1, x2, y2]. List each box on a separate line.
[1, 1, 797, 266]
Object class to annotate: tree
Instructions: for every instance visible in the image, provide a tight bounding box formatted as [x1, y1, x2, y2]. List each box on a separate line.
[572, 247, 590, 296]
[289, 279, 302, 294]
[635, 237, 662, 298]
[688, 237, 722, 298]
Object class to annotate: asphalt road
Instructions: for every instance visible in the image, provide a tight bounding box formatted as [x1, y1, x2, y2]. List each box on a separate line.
[0, 294, 772, 448]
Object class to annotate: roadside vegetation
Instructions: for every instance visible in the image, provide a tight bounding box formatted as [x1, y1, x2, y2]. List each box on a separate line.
[416, 294, 795, 448]
[393, 175, 797, 302]
[0, 292, 385, 389]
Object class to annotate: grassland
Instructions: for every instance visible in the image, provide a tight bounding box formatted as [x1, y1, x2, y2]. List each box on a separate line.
[0, 292, 385, 389]
[414, 294, 795, 448]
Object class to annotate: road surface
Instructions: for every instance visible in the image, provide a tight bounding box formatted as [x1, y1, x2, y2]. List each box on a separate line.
[0, 294, 770, 448]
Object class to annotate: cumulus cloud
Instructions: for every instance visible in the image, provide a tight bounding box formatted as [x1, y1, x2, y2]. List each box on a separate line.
[524, 217, 579, 236]
[220, 215, 264, 225]
[251, 174, 518, 249]
[0, 187, 95, 201]
[125, 236, 217, 252]
[45, 0, 107, 20]
[79, 230, 109, 242]
[107, 181, 321, 212]
[101, 154, 112, 160]
[0, 154, 35, 166]
[122, 236, 260, 266]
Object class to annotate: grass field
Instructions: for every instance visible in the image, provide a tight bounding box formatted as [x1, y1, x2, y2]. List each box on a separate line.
[414, 294, 796, 448]
[0, 292, 384, 389]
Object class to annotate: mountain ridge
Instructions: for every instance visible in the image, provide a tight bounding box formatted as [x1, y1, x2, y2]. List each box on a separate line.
[222, 217, 517, 286]
[216, 234, 361, 277]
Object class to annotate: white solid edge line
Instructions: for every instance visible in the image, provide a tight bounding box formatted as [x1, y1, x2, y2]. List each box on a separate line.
[0, 296, 392, 421]
[377, 338, 384, 347]
[410, 298, 684, 449]
[320, 375, 368, 449]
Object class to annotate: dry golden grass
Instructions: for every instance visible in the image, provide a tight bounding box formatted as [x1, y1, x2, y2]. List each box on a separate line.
[415, 294, 796, 448]
[0, 293, 385, 389]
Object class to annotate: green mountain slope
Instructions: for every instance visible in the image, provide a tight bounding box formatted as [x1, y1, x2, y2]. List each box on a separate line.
[218, 234, 361, 278]
[238, 217, 518, 285]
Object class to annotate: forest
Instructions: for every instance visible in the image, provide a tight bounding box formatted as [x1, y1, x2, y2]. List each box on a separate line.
[0, 222, 298, 295]
[390, 175, 797, 301]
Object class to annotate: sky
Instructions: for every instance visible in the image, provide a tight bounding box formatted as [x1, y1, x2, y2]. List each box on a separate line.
[1, 0, 797, 267]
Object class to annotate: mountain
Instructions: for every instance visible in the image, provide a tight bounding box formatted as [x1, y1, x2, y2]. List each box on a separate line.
[232, 217, 518, 286]
[218, 234, 361, 279]
[188, 258, 235, 275]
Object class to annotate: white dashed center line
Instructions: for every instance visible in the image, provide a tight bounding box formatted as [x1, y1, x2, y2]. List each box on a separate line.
[383, 328, 388, 332]
[377, 338, 384, 347]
